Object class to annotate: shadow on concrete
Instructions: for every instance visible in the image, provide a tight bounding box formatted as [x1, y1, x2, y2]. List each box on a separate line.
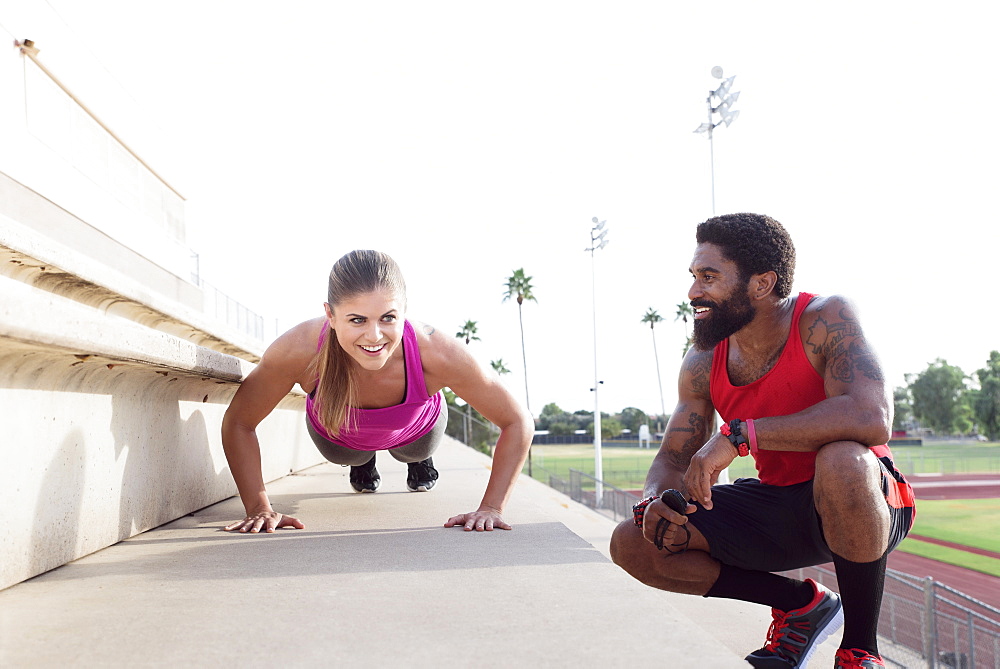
[27, 428, 86, 579]
[111, 375, 221, 541]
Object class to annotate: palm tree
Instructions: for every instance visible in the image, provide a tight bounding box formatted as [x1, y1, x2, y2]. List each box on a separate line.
[502, 268, 536, 413]
[503, 268, 536, 475]
[675, 301, 694, 357]
[490, 358, 511, 375]
[641, 308, 667, 421]
[456, 320, 480, 345]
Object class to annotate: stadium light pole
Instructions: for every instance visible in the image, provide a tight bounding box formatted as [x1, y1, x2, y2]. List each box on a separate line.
[693, 66, 741, 215]
[586, 217, 609, 507]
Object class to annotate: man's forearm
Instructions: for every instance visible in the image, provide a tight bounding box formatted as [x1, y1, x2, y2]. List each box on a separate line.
[642, 453, 689, 498]
[748, 394, 891, 452]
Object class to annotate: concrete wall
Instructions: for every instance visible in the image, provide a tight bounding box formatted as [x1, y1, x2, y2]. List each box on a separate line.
[1, 189, 323, 592]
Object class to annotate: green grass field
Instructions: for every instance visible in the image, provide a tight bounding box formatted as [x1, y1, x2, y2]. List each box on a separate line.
[897, 539, 1000, 578]
[524, 442, 1000, 574]
[905, 498, 1000, 553]
[895, 498, 1000, 578]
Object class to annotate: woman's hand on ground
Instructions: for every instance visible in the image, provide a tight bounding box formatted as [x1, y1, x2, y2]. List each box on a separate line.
[444, 506, 511, 532]
[224, 511, 304, 534]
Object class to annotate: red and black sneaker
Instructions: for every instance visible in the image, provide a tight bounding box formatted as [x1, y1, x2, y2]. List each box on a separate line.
[834, 648, 885, 668]
[745, 578, 844, 667]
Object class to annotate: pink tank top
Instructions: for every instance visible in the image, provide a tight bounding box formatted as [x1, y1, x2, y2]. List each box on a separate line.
[710, 292, 891, 485]
[306, 320, 444, 451]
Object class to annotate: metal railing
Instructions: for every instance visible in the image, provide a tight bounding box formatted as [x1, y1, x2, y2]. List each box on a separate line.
[199, 278, 268, 342]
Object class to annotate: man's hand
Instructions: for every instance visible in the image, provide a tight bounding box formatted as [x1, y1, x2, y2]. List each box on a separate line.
[224, 510, 305, 534]
[683, 434, 737, 509]
[444, 506, 511, 532]
[640, 496, 695, 548]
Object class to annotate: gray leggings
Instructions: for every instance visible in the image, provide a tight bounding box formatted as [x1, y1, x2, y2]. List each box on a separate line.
[306, 401, 448, 466]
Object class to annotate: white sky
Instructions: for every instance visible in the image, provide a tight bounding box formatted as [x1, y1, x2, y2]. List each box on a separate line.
[27, 1, 1000, 418]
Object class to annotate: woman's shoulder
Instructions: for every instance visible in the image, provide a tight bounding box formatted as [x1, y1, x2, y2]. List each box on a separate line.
[409, 319, 448, 354]
[410, 319, 466, 368]
[409, 319, 487, 394]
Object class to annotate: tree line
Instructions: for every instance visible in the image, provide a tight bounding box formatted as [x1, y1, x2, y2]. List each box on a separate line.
[894, 351, 1000, 440]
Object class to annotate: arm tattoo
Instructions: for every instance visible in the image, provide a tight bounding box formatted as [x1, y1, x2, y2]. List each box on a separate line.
[806, 309, 884, 383]
[667, 412, 706, 469]
[686, 352, 712, 397]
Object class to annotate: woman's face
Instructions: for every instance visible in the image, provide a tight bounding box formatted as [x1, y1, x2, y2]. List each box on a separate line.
[325, 289, 405, 371]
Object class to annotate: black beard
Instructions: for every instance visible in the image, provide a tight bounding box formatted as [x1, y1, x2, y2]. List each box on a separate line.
[691, 291, 756, 351]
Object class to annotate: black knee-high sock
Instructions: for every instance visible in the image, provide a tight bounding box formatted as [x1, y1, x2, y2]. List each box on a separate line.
[705, 563, 815, 612]
[832, 551, 887, 654]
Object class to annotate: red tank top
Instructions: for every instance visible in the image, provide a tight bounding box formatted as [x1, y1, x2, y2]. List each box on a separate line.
[710, 292, 890, 485]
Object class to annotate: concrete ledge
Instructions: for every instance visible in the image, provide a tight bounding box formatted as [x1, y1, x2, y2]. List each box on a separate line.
[0, 172, 265, 360]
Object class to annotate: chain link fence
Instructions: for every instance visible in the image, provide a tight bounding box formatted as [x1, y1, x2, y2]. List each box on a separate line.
[445, 404, 498, 456]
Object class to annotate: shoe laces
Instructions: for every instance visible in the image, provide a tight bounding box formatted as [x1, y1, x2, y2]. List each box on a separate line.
[762, 609, 810, 657]
[834, 648, 883, 667]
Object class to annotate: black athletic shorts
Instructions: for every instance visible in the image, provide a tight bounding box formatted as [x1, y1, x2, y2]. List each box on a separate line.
[687, 456, 916, 572]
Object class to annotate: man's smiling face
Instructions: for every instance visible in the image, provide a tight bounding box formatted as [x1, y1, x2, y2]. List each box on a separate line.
[687, 242, 756, 351]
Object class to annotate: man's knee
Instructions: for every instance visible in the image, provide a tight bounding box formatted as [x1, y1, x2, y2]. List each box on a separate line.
[814, 441, 879, 496]
[814, 441, 890, 557]
[816, 439, 870, 467]
[610, 520, 638, 570]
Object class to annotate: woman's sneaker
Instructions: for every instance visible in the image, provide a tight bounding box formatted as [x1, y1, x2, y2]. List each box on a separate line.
[834, 648, 885, 668]
[745, 578, 844, 667]
[349, 455, 380, 493]
[406, 458, 439, 492]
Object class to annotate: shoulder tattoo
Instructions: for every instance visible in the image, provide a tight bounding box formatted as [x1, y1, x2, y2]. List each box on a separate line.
[805, 309, 884, 383]
[667, 412, 707, 468]
[421, 324, 435, 336]
[684, 350, 713, 397]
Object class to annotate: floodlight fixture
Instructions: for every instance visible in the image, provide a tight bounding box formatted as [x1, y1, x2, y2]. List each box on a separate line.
[693, 66, 742, 215]
[713, 75, 736, 100]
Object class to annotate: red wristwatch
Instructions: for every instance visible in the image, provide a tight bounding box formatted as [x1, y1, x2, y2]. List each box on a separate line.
[720, 419, 750, 457]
